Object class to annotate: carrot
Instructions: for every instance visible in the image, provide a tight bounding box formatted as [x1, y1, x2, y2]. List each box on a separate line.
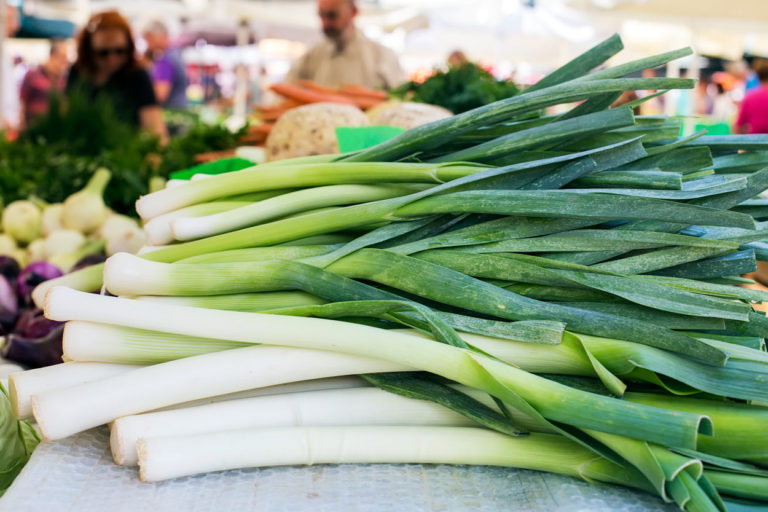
[275, 98, 305, 109]
[194, 149, 237, 163]
[239, 124, 273, 144]
[270, 83, 356, 106]
[335, 93, 385, 110]
[296, 80, 340, 95]
[340, 83, 389, 100]
[256, 108, 288, 122]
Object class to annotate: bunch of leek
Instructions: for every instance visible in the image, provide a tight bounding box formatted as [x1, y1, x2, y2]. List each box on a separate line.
[13, 34, 768, 510]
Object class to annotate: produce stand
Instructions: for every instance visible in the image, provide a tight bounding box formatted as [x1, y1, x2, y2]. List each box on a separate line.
[3, 20, 768, 512]
[1, 427, 677, 512]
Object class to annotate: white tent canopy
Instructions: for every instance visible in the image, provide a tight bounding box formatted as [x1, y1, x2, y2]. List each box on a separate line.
[565, 0, 768, 60]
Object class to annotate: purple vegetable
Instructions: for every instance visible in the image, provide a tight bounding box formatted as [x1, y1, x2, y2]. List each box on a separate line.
[0, 324, 64, 368]
[12, 308, 38, 334]
[0, 255, 21, 283]
[16, 261, 63, 307]
[0, 275, 19, 333]
[16, 308, 63, 339]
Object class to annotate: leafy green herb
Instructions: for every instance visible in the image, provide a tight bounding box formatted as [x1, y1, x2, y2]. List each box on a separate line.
[0, 92, 243, 215]
[392, 63, 520, 114]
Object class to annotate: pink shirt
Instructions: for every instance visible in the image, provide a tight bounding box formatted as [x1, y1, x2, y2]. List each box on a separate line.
[736, 85, 768, 134]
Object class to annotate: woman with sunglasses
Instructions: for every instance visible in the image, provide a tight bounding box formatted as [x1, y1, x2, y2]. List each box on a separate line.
[66, 10, 167, 142]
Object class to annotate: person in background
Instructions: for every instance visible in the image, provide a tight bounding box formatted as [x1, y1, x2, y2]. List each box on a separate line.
[286, 0, 404, 90]
[2, 3, 20, 131]
[66, 10, 167, 142]
[734, 60, 768, 134]
[710, 72, 737, 124]
[143, 20, 187, 109]
[19, 39, 69, 128]
[637, 67, 664, 116]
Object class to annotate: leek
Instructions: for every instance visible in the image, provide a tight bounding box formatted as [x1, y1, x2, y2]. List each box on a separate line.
[31, 342, 409, 440]
[136, 426, 652, 485]
[171, 184, 427, 242]
[44, 287, 712, 450]
[8, 362, 139, 419]
[111, 387, 476, 466]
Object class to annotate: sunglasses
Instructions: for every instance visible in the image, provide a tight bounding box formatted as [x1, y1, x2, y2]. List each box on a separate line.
[94, 47, 128, 59]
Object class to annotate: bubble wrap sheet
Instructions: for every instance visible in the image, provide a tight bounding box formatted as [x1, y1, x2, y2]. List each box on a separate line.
[1, 427, 677, 512]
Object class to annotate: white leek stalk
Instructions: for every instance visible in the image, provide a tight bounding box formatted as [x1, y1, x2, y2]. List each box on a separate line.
[31, 263, 104, 308]
[171, 184, 422, 242]
[134, 292, 326, 313]
[31, 344, 409, 440]
[63, 322, 248, 364]
[113, 387, 472, 466]
[189, 173, 215, 181]
[44, 287, 710, 451]
[0, 361, 24, 391]
[136, 426, 638, 484]
[136, 245, 169, 255]
[164, 179, 187, 189]
[62, 321, 594, 376]
[8, 362, 140, 419]
[154, 376, 366, 413]
[0, 362, 23, 380]
[142, 201, 251, 246]
[135, 162, 481, 220]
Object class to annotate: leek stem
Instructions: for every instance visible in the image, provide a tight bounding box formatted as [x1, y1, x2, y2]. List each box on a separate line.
[112, 387, 474, 466]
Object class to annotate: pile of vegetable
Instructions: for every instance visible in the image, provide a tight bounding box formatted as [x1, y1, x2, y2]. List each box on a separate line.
[392, 61, 520, 114]
[1, 168, 145, 271]
[262, 100, 452, 161]
[251, 81, 451, 154]
[0, 257, 63, 369]
[0, 168, 146, 371]
[5, 36, 768, 510]
[260, 81, 389, 120]
[246, 81, 388, 146]
[0, 92, 244, 215]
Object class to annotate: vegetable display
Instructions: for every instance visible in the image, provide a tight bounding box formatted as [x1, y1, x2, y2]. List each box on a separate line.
[0, 93, 244, 215]
[0, 168, 146, 374]
[5, 35, 768, 510]
[252, 82, 449, 151]
[246, 81, 391, 147]
[265, 102, 369, 161]
[0, 168, 145, 270]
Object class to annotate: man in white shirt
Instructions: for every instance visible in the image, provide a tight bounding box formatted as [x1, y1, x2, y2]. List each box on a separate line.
[2, 3, 20, 130]
[286, 0, 404, 90]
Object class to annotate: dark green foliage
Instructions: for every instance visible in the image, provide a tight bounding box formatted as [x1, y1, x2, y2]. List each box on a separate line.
[392, 63, 520, 114]
[0, 92, 242, 215]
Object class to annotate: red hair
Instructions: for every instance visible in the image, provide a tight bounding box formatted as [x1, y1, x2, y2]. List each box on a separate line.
[75, 10, 139, 76]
